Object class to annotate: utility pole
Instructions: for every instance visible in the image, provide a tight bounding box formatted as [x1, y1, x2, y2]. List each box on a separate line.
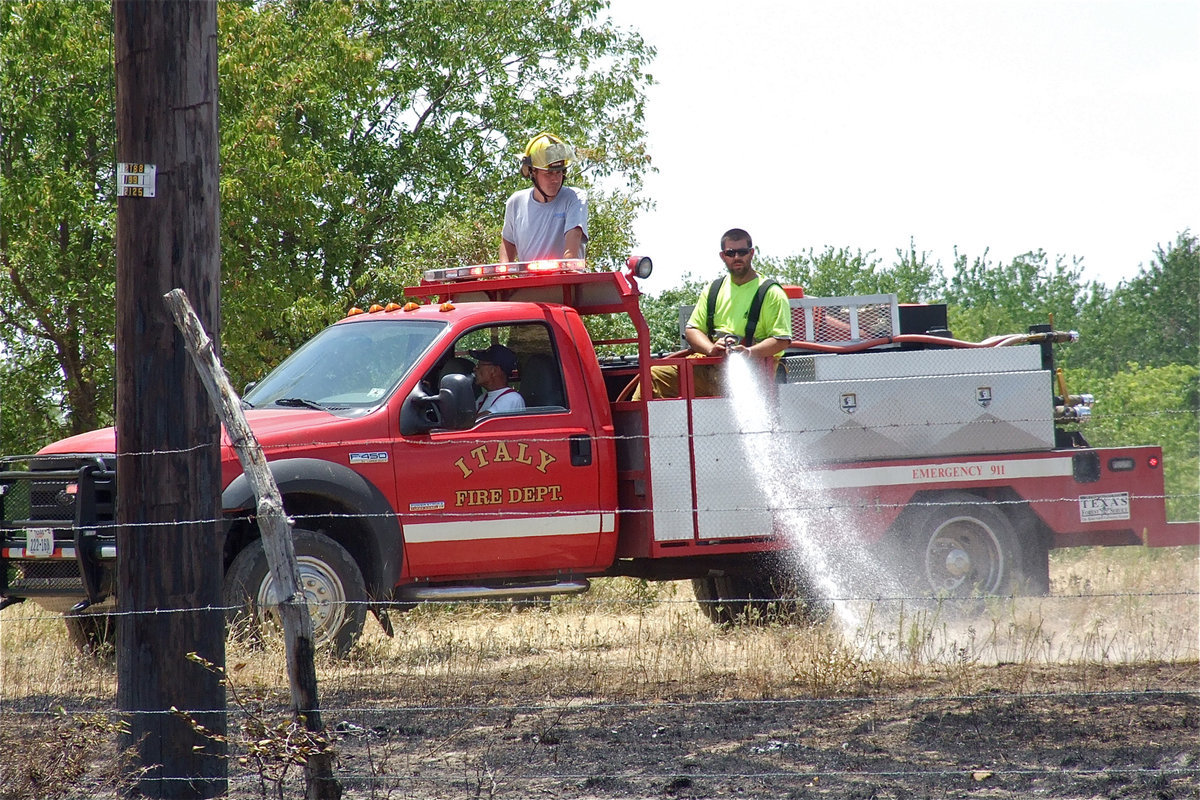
[113, 2, 226, 797]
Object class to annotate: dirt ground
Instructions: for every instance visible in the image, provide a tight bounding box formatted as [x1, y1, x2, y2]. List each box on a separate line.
[3, 662, 1197, 800]
[4, 648, 1196, 800]
[319, 662, 1199, 800]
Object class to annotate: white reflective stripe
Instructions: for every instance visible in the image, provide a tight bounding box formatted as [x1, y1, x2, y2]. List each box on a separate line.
[813, 456, 1074, 490]
[406, 512, 613, 544]
[0, 547, 76, 558]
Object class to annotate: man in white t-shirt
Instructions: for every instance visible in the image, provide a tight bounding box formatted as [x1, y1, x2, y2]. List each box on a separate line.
[500, 133, 588, 263]
[469, 344, 526, 417]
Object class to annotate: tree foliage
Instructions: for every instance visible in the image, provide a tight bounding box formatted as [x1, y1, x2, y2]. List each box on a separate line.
[940, 249, 1096, 345]
[0, 2, 116, 447]
[0, 0, 654, 452]
[1071, 231, 1199, 374]
[636, 274, 707, 353]
[217, 0, 655, 382]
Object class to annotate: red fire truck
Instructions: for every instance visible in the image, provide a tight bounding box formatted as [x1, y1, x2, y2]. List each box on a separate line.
[2, 258, 1195, 653]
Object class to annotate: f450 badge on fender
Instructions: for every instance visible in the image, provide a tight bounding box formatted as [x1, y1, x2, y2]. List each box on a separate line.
[349, 451, 389, 464]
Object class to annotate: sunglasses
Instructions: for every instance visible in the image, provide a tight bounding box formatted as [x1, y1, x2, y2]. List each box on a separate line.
[722, 247, 752, 258]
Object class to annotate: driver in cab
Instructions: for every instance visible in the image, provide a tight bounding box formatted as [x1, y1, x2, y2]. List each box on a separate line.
[470, 344, 526, 417]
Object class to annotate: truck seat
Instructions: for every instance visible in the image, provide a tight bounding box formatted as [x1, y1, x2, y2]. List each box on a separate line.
[520, 353, 565, 408]
[439, 356, 475, 383]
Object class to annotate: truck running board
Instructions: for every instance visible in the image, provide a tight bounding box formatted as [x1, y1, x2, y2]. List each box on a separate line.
[393, 579, 590, 603]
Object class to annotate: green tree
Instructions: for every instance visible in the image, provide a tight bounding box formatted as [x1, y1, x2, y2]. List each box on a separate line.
[636, 274, 707, 353]
[1072, 231, 1199, 374]
[0, 0, 654, 452]
[941, 249, 1096, 345]
[217, 0, 654, 383]
[760, 247, 884, 298]
[883, 241, 948, 303]
[757, 242, 946, 302]
[0, 2, 116, 449]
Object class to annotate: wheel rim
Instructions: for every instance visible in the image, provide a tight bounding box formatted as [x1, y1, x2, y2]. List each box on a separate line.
[254, 555, 348, 647]
[923, 514, 1005, 595]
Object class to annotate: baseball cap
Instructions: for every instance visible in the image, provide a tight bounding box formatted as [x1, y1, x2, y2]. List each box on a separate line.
[468, 344, 518, 375]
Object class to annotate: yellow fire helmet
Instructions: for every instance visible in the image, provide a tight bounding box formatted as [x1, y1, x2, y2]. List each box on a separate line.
[520, 132, 575, 178]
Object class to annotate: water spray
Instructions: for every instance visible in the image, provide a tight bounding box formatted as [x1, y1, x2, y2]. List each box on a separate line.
[722, 355, 905, 631]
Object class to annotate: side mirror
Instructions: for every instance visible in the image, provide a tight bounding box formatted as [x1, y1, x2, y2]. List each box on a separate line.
[399, 373, 476, 435]
[437, 372, 477, 429]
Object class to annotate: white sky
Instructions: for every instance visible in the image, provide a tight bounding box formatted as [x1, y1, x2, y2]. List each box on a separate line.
[602, 0, 1200, 292]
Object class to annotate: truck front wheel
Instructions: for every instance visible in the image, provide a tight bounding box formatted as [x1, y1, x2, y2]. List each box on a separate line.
[904, 492, 1023, 597]
[64, 608, 116, 659]
[223, 529, 367, 657]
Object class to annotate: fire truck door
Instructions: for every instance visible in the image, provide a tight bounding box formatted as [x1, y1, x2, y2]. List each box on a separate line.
[398, 356, 607, 579]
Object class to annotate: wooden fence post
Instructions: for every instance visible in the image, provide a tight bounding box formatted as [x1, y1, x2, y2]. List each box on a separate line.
[165, 288, 340, 800]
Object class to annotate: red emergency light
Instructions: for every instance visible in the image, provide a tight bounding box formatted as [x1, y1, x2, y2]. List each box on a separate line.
[422, 259, 587, 283]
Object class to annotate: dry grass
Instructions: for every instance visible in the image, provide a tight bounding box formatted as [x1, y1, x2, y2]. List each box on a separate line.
[2, 546, 1196, 706]
[210, 544, 1198, 708]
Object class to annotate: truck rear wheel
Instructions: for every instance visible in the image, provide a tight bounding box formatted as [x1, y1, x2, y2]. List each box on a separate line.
[692, 567, 829, 625]
[223, 529, 367, 657]
[905, 492, 1024, 597]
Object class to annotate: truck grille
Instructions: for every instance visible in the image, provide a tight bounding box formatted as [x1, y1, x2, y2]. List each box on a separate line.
[6, 559, 84, 594]
[2, 455, 115, 601]
[1, 455, 116, 527]
[3, 475, 74, 524]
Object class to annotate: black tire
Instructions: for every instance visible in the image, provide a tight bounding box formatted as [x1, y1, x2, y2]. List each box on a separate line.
[64, 609, 116, 659]
[693, 566, 830, 626]
[691, 576, 732, 624]
[223, 529, 367, 657]
[1019, 534, 1051, 596]
[905, 492, 1024, 597]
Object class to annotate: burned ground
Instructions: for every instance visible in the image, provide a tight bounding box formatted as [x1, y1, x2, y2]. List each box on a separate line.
[319, 662, 1198, 800]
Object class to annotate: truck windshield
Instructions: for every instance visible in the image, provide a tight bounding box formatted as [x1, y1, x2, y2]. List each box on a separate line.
[243, 319, 445, 411]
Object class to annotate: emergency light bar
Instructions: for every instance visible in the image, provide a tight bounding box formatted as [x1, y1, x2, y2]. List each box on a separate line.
[422, 258, 588, 283]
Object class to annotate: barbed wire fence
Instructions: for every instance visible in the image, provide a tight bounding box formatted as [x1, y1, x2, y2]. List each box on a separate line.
[2, 398, 1197, 798]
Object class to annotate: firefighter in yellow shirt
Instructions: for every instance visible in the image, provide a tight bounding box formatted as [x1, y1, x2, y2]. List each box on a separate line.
[635, 228, 792, 399]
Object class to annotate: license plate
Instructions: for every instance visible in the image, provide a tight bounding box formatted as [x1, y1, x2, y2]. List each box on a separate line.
[25, 528, 55, 558]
